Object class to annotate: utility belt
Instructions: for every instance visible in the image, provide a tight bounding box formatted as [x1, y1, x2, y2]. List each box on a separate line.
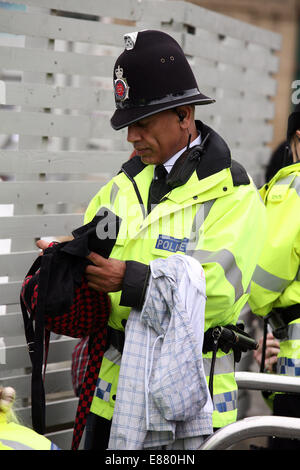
[107, 323, 258, 357]
[107, 323, 258, 399]
[265, 305, 300, 340]
[107, 325, 125, 354]
[203, 323, 258, 398]
[260, 304, 300, 373]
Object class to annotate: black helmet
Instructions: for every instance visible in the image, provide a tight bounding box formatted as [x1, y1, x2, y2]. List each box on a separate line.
[110, 30, 215, 130]
[287, 103, 300, 142]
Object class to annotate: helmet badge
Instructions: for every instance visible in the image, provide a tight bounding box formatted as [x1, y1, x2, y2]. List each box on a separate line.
[114, 65, 130, 101]
[124, 32, 138, 50]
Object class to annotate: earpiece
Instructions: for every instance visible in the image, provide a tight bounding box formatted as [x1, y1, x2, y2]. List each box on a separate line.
[173, 107, 186, 123]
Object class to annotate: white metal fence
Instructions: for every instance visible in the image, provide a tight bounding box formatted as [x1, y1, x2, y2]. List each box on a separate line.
[0, 0, 281, 449]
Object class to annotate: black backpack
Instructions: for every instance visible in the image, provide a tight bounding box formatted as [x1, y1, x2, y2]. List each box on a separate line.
[20, 208, 121, 449]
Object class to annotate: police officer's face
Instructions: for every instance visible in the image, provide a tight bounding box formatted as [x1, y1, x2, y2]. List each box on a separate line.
[292, 130, 300, 163]
[127, 109, 188, 165]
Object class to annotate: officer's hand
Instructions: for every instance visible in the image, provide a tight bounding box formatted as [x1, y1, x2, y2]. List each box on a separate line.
[85, 252, 126, 293]
[253, 332, 280, 372]
[36, 239, 50, 254]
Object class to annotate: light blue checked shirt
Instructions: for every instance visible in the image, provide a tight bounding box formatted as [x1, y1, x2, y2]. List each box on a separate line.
[108, 254, 213, 450]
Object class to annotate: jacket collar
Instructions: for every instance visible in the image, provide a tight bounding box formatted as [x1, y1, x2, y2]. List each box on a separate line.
[268, 161, 300, 186]
[260, 161, 300, 201]
[194, 120, 231, 180]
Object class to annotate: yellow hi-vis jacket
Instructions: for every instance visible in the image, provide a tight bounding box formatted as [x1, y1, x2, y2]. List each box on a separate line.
[0, 413, 60, 450]
[85, 121, 266, 428]
[249, 162, 300, 381]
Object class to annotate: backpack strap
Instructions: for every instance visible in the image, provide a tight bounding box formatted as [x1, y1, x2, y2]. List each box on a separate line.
[20, 251, 54, 435]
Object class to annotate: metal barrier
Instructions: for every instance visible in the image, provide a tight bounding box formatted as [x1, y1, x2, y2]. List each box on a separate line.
[235, 371, 300, 394]
[199, 416, 300, 450]
[199, 372, 300, 450]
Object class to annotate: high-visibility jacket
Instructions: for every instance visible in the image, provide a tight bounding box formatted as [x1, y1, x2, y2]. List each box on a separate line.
[249, 162, 300, 382]
[0, 414, 60, 450]
[85, 121, 266, 428]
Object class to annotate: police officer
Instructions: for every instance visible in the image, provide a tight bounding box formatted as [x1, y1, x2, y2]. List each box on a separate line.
[0, 387, 60, 450]
[82, 29, 266, 449]
[249, 103, 300, 450]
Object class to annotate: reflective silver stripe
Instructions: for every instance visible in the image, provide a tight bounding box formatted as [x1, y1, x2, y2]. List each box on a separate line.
[0, 439, 35, 450]
[273, 174, 300, 197]
[251, 264, 291, 293]
[190, 249, 244, 301]
[110, 182, 119, 206]
[187, 200, 216, 252]
[95, 377, 112, 402]
[277, 357, 300, 376]
[290, 175, 300, 197]
[274, 174, 295, 186]
[187, 203, 244, 301]
[103, 344, 122, 366]
[116, 87, 201, 109]
[203, 353, 236, 413]
[95, 343, 121, 402]
[203, 352, 235, 376]
[213, 389, 238, 413]
[50, 442, 60, 450]
[285, 323, 300, 341]
[203, 199, 216, 220]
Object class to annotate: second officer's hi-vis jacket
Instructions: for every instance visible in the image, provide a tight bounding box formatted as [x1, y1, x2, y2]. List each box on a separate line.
[0, 414, 60, 450]
[249, 162, 300, 380]
[84, 121, 266, 428]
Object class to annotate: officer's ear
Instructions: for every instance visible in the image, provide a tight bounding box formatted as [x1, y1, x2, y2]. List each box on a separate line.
[177, 112, 185, 122]
[175, 105, 194, 128]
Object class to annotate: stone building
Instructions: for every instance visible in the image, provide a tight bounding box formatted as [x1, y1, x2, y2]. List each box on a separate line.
[186, 0, 300, 151]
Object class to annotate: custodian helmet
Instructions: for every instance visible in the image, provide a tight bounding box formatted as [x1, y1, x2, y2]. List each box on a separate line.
[110, 30, 215, 130]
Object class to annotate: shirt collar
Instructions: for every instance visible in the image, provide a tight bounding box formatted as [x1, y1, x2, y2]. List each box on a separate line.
[163, 133, 201, 173]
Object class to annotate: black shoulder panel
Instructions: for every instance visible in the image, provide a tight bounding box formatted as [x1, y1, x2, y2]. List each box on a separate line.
[231, 159, 250, 186]
[120, 155, 147, 178]
[194, 121, 231, 181]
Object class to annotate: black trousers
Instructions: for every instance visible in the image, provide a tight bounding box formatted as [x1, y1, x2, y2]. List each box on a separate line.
[84, 412, 112, 450]
[268, 394, 300, 450]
